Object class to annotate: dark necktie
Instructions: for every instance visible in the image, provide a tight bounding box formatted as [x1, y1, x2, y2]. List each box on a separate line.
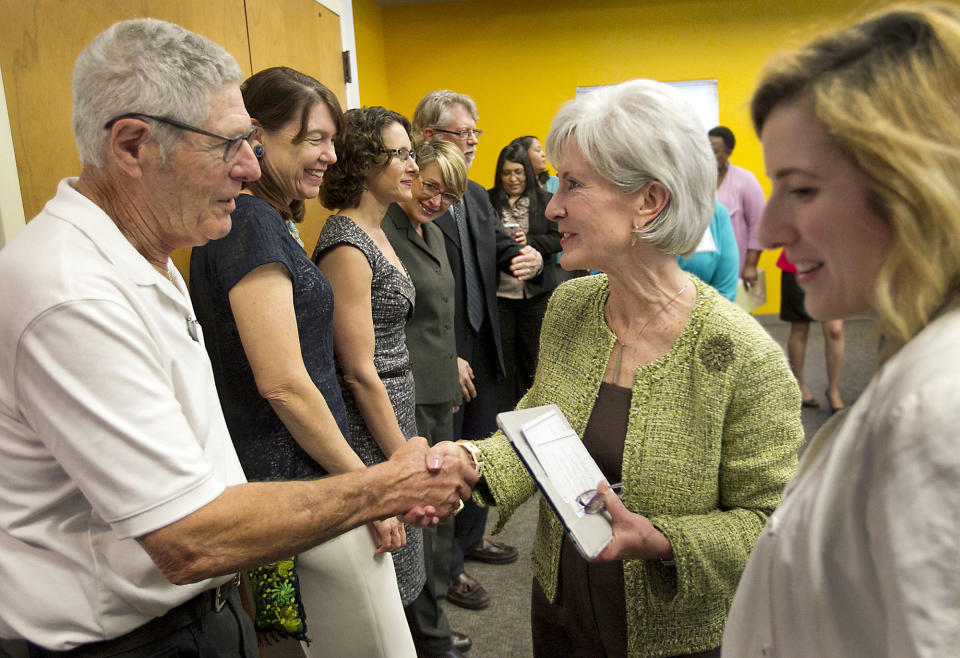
[453, 200, 484, 332]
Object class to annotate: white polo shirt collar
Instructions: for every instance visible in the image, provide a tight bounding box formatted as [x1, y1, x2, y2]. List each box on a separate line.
[46, 178, 190, 301]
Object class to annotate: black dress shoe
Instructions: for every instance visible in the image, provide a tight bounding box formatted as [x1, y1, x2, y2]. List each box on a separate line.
[464, 536, 519, 564]
[447, 571, 490, 609]
[452, 630, 472, 652]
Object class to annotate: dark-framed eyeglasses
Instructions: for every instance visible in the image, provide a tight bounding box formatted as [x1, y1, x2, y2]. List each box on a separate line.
[103, 112, 256, 162]
[502, 168, 526, 180]
[432, 127, 483, 140]
[418, 177, 459, 205]
[381, 147, 416, 163]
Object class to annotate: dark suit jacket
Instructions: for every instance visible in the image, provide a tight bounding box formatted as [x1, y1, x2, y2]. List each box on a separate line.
[382, 203, 459, 406]
[489, 187, 562, 297]
[434, 180, 521, 380]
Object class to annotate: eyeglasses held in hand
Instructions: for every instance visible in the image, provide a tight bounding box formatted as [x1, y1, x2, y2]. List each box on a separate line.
[432, 127, 483, 139]
[419, 178, 460, 205]
[576, 482, 623, 514]
[382, 148, 416, 162]
[103, 113, 256, 162]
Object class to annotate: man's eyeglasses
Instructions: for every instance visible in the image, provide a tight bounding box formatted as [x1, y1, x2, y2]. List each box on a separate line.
[432, 127, 483, 140]
[381, 148, 416, 162]
[103, 113, 255, 162]
[418, 178, 459, 205]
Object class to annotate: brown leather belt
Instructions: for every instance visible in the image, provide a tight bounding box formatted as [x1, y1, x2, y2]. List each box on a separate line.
[27, 575, 240, 657]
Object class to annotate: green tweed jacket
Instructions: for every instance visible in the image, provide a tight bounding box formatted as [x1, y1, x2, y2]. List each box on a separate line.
[475, 274, 803, 657]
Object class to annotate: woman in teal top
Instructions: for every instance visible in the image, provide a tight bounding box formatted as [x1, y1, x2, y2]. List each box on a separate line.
[677, 201, 739, 301]
[444, 80, 802, 657]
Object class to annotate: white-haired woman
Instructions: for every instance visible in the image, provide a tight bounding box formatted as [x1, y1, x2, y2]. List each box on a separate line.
[444, 79, 804, 657]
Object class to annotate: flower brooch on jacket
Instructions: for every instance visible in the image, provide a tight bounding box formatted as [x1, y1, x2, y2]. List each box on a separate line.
[700, 334, 735, 373]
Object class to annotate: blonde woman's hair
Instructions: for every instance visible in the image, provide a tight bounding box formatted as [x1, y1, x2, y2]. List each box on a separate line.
[752, 3, 960, 342]
[414, 140, 467, 200]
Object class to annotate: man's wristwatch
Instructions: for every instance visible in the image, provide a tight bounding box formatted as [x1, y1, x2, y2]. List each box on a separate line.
[455, 440, 484, 477]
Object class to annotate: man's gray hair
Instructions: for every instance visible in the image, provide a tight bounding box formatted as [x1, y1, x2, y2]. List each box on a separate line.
[545, 79, 716, 256]
[73, 18, 244, 168]
[411, 90, 479, 140]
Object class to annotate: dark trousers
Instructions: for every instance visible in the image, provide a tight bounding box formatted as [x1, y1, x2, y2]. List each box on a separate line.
[497, 293, 550, 411]
[406, 402, 457, 653]
[26, 587, 256, 658]
[531, 578, 721, 658]
[405, 521, 456, 653]
[451, 320, 501, 576]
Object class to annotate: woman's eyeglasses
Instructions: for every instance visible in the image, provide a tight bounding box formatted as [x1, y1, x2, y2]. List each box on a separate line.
[576, 482, 623, 514]
[381, 148, 416, 162]
[419, 178, 460, 205]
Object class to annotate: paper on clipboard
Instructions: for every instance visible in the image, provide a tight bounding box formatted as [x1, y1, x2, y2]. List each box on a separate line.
[497, 405, 614, 559]
[520, 410, 606, 516]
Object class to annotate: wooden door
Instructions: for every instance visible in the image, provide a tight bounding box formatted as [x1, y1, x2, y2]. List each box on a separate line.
[0, 0, 345, 279]
[0, 0, 250, 229]
[172, 0, 346, 279]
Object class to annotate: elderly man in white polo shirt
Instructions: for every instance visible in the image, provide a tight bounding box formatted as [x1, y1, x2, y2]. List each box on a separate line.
[0, 18, 475, 655]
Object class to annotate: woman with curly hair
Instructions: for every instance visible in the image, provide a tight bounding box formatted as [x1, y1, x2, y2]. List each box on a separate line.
[311, 107, 427, 612]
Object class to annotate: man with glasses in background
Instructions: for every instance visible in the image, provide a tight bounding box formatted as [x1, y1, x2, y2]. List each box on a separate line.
[412, 91, 541, 616]
[0, 19, 473, 655]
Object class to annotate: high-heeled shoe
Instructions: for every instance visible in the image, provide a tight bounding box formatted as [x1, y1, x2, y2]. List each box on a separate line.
[826, 389, 845, 415]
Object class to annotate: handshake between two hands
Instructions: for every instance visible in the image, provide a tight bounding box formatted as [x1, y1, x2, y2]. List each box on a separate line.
[389, 438, 478, 528]
[384, 438, 673, 564]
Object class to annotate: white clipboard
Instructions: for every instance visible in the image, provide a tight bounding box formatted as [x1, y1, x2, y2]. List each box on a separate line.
[496, 404, 613, 559]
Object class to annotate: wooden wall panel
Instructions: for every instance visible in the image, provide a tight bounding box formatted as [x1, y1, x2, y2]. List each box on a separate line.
[245, 0, 345, 257]
[0, 0, 250, 226]
[0, 0, 345, 278]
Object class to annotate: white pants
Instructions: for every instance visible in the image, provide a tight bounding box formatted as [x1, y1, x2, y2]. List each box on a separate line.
[298, 525, 416, 657]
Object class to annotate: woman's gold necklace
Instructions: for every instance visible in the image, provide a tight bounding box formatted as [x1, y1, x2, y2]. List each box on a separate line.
[608, 279, 691, 383]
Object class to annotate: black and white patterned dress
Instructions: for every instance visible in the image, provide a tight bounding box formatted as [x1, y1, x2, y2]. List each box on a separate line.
[312, 214, 425, 606]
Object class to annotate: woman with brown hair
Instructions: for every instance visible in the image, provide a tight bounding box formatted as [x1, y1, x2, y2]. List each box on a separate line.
[488, 142, 561, 407]
[190, 68, 414, 656]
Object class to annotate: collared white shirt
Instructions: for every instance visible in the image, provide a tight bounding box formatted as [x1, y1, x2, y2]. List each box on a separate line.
[723, 305, 960, 657]
[0, 179, 246, 649]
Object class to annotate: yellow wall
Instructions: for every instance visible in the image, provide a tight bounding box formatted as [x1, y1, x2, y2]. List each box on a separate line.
[353, 0, 391, 106]
[356, 0, 896, 314]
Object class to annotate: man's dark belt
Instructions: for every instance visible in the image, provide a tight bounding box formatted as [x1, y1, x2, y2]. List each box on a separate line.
[27, 575, 240, 657]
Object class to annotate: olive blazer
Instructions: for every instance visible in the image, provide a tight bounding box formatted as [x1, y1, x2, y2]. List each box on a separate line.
[382, 203, 459, 406]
